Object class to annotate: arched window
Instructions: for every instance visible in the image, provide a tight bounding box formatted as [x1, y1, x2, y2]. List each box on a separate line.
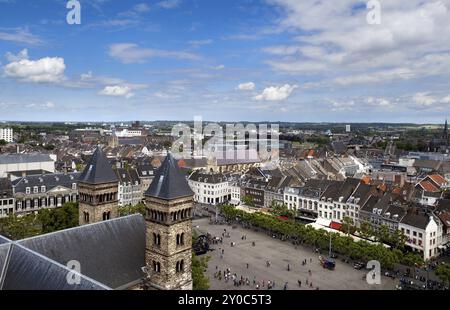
[102, 211, 111, 221]
[176, 260, 185, 273]
[84, 211, 90, 223]
[180, 233, 185, 245]
[156, 234, 161, 246]
[176, 234, 180, 246]
[153, 233, 157, 245]
[153, 261, 161, 273]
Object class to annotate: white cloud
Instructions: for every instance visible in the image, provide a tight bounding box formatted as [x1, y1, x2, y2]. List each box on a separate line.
[254, 84, 298, 101]
[441, 94, 450, 103]
[413, 92, 437, 106]
[99, 85, 134, 98]
[45, 101, 56, 108]
[108, 43, 199, 64]
[237, 82, 255, 91]
[5, 49, 28, 62]
[133, 3, 151, 13]
[4, 53, 66, 83]
[0, 27, 42, 45]
[265, 0, 450, 85]
[157, 0, 181, 9]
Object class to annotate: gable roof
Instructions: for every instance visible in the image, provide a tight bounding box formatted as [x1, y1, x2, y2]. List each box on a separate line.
[78, 146, 118, 185]
[145, 153, 194, 200]
[0, 214, 146, 290]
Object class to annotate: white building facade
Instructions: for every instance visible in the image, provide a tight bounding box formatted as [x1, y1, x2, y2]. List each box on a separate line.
[0, 128, 13, 143]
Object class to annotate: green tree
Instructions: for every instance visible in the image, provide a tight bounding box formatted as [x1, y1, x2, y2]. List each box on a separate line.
[269, 201, 296, 219]
[341, 216, 356, 234]
[243, 195, 254, 207]
[0, 214, 41, 240]
[118, 203, 146, 217]
[0, 139, 7, 146]
[435, 264, 450, 287]
[359, 221, 374, 239]
[37, 202, 79, 234]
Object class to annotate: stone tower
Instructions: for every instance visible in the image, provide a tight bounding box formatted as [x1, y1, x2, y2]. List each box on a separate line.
[144, 153, 194, 290]
[78, 146, 119, 225]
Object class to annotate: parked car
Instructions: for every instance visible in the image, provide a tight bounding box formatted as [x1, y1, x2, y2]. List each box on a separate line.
[353, 262, 365, 270]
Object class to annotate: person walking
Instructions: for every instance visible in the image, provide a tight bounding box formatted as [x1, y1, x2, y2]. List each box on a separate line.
[298, 280, 302, 287]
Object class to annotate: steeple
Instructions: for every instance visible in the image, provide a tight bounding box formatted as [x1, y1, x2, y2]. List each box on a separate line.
[145, 153, 193, 200]
[78, 146, 119, 225]
[79, 146, 118, 185]
[143, 153, 193, 290]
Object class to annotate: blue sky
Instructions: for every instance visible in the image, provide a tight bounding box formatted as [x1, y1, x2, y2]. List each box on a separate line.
[0, 0, 450, 123]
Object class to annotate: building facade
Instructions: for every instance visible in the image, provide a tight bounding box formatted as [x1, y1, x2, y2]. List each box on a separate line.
[12, 172, 80, 215]
[188, 171, 231, 205]
[0, 178, 14, 218]
[0, 153, 56, 177]
[0, 128, 13, 143]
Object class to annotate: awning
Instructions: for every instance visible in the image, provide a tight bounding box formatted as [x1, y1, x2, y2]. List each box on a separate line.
[330, 222, 342, 231]
[316, 218, 331, 227]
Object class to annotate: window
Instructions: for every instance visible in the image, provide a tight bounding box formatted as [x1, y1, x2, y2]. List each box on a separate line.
[26, 187, 30, 194]
[153, 261, 161, 273]
[41, 186, 46, 193]
[72, 183, 77, 190]
[33, 187, 38, 193]
[84, 211, 90, 223]
[176, 260, 185, 273]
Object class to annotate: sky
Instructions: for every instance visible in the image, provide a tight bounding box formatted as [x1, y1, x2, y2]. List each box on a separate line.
[0, 0, 450, 123]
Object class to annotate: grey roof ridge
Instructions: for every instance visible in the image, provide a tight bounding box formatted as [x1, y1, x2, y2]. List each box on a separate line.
[0, 243, 12, 289]
[18, 214, 143, 243]
[0, 237, 111, 290]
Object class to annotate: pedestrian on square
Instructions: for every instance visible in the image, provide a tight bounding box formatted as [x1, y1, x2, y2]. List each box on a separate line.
[298, 280, 302, 287]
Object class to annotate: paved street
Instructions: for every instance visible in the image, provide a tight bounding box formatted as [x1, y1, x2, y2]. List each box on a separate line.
[193, 218, 397, 290]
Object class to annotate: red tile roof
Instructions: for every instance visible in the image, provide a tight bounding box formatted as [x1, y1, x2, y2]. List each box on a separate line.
[419, 180, 439, 192]
[428, 174, 447, 187]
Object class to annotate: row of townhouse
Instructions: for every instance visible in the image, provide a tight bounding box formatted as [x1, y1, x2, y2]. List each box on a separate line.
[284, 178, 447, 260]
[114, 167, 143, 207]
[0, 164, 156, 217]
[188, 171, 233, 205]
[187, 167, 294, 208]
[10, 172, 81, 216]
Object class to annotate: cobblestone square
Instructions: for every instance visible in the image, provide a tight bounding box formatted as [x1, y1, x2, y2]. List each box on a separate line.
[193, 218, 397, 290]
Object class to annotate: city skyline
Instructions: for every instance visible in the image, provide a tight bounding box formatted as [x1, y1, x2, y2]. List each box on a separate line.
[1, 0, 450, 123]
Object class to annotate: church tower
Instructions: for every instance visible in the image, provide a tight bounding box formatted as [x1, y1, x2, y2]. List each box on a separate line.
[144, 153, 194, 290]
[78, 146, 119, 225]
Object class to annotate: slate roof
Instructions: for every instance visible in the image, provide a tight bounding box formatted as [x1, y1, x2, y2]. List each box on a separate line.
[78, 147, 118, 185]
[11, 172, 80, 193]
[0, 214, 146, 290]
[0, 243, 108, 290]
[0, 154, 54, 165]
[145, 153, 194, 200]
[400, 213, 431, 230]
[189, 171, 228, 184]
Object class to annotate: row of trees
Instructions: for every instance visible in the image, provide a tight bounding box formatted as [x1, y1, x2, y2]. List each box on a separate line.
[0, 202, 80, 240]
[220, 205, 423, 269]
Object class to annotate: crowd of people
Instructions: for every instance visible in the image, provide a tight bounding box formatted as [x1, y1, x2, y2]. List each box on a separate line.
[209, 227, 320, 290]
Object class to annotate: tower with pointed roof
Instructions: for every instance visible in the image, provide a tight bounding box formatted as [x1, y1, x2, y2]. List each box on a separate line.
[78, 146, 119, 225]
[144, 153, 194, 290]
